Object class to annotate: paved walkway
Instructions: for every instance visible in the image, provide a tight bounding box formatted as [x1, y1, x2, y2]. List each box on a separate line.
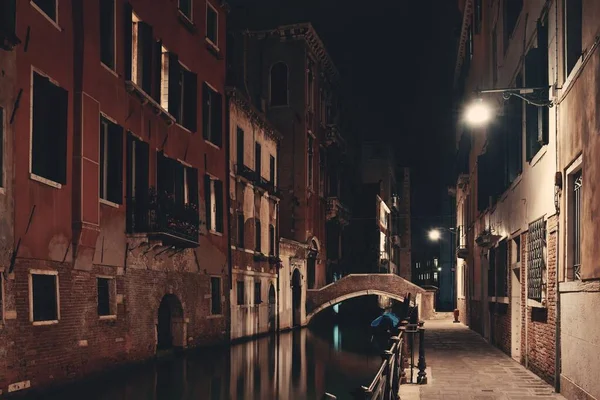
[400, 315, 565, 400]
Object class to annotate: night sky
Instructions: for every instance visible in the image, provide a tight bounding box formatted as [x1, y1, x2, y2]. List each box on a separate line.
[227, 0, 460, 253]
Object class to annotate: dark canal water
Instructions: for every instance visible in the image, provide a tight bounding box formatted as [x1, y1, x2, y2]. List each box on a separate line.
[21, 314, 386, 400]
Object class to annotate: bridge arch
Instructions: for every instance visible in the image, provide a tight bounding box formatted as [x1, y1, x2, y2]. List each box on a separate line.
[305, 289, 406, 324]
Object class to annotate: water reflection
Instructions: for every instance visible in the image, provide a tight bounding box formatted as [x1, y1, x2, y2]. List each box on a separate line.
[25, 322, 385, 400]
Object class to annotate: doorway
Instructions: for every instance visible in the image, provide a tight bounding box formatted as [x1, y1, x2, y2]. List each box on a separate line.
[268, 284, 276, 332]
[292, 269, 302, 327]
[157, 294, 185, 351]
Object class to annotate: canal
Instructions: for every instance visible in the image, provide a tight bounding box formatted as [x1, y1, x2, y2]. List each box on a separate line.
[21, 311, 386, 400]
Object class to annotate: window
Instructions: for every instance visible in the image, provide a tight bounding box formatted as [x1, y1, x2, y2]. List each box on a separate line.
[307, 60, 314, 110]
[237, 213, 245, 248]
[254, 281, 262, 304]
[0, 0, 17, 42]
[565, 0, 583, 77]
[524, 19, 549, 161]
[512, 236, 521, 264]
[178, 0, 192, 20]
[30, 272, 59, 322]
[100, 116, 124, 204]
[503, 0, 523, 54]
[31, 71, 68, 185]
[211, 277, 221, 314]
[32, 0, 57, 21]
[255, 142, 262, 178]
[269, 155, 276, 185]
[202, 83, 223, 146]
[206, 2, 218, 46]
[527, 218, 546, 302]
[157, 152, 199, 207]
[307, 136, 314, 189]
[125, 132, 150, 232]
[318, 148, 325, 197]
[434, 272, 438, 281]
[270, 63, 288, 106]
[97, 277, 115, 317]
[100, 0, 115, 69]
[205, 176, 223, 233]
[237, 281, 245, 305]
[572, 171, 582, 280]
[269, 224, 275, 256]
[255, 219, 262, 252]
[126, 11, 154, 95]
[163, 52, 198, 131]
[237, 128, 244, 166]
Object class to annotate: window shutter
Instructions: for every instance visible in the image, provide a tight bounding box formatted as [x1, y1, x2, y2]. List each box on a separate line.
[167, 53, 180, 119]
[255, 220, 261, 251]
[187, 167, 199, 206]
[212, 91, 223, 146]
[183, 71, 197, 132]
[136, 140, 150, 200]
[152, 40, 162, 102]
[32, 73, 50, 178]
[53, 83, 69, 185]
[124, 3, 133, 80]
[202, 83, 210, 140]
[204, 175, 212, 230]
[236, 128, 244, 166]
[2, 0, 17, 38]
[214, 179, 223, 232]
[138, 22, 154, 94]
[107, 123, 124, 204]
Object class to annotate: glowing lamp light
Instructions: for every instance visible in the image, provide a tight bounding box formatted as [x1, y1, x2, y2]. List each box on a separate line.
[428, 229, 441, 241]
[465, 99, 492, 126]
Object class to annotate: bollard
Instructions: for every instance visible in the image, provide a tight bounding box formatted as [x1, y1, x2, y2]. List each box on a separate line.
[417, 325, 427, 384]
[453, 308, 460, 323]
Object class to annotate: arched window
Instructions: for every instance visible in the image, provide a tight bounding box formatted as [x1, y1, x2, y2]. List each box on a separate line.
[270, 62, 288, 106]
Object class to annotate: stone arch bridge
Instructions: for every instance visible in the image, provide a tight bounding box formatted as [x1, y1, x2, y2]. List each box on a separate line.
[305, 274, 435, 323]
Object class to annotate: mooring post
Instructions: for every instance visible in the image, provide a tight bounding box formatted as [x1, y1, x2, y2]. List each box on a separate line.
[399, 320, 409, 384]
[390, 335, 401, 396]
[417, 323, 427, 384]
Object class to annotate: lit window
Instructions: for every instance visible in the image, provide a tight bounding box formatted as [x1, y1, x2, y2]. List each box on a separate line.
[205, 175, 223, 233]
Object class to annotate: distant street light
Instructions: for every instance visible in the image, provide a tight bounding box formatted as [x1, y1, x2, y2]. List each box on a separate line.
[464, 99, 492, 126]
[428, 229, 441, 241]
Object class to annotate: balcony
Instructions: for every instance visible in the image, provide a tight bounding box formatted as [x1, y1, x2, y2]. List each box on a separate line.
[125, 81, 176, 126]
[126, 188, 200, 248]
[326, 197, 350, 225]
[324, 124, 346, 149]
[235, 164, 257, 182]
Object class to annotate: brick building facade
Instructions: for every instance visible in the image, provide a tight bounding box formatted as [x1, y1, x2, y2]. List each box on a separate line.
[453, 0, 557, 388]
[0, 0, 229, 393]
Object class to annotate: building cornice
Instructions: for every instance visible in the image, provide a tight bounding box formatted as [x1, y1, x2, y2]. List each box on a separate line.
[226, 87, 283, 143]
[453, 0, 474, 86]
[246, 23, 341, 85]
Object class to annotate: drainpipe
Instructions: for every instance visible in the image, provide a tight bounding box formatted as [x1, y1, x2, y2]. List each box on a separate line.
[554, 1, 561, 391]
[225, 92, 233, 339]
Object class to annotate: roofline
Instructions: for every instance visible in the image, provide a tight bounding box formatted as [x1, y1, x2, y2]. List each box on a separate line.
[245, 22, 341, 84]
[225, 86, 283, 142]
[453, 0, 473, 86]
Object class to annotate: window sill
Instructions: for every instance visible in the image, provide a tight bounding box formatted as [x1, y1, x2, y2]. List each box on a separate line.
[0, 187, 6, 196]
[205, 38, 221, 57]
[177, 11, 196, 33]
[30, 1, 62, 32]
[207, 314, 223, 319]
[560, 54, 585, 99]
[175, 122, 194, 135]
[528, 146, 547, 168]
[30, 173, 62, 189]
[101, 62, 118, 78]
[99, 315, 117, 320]
[204, 139, 221, 150]
[32, 320, 59, 326]
[100, 198, 120, 208]
[209, 230, 223, 237]
[124, 80, 176, 126]
[526, 298, 546, 309]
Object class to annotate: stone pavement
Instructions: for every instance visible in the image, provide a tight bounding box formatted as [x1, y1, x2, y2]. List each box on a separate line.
[399, 315, 565, 400]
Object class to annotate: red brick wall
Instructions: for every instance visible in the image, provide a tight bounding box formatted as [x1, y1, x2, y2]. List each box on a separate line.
[524, 215, 557, 384]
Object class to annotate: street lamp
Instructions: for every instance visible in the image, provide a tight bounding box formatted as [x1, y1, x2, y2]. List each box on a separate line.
[428, 229, 441, 241]
[464, 86, 553, 127]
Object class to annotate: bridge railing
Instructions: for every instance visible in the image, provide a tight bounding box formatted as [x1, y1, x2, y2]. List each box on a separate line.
[322, 320, 428, 400]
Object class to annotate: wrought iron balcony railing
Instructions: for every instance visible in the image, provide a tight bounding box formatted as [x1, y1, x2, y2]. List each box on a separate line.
[455, 225, 468, 259]
[235, 164, 257, 182]
[126, 188, 200, 248]
[326, 197, 350, 225]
